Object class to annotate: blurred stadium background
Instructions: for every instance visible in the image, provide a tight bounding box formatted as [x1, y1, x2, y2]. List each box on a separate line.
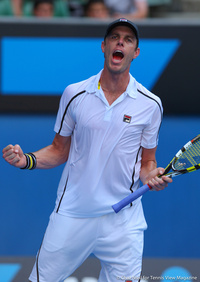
[0, 0, 200, 281]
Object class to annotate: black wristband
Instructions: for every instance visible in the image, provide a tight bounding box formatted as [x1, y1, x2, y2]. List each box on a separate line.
[28, 153, 37, 170]
[20, 153, 37, 170]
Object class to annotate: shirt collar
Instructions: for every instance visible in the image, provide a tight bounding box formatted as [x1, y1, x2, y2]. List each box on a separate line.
[86, 70, 138, 99]
[85, 70, 102, 94]
[125, 74, 138, 99]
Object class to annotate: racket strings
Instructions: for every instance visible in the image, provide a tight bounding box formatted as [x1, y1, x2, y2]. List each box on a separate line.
[174, 139, 200, 170]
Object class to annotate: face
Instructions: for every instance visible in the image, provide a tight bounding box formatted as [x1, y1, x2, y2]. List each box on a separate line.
[101, 25, 140, 75]
[86, 3, 109, 18]
[34, 3, 54, 17]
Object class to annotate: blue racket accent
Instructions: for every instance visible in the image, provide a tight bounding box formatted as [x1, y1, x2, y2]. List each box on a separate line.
[112, 184, 151, 213]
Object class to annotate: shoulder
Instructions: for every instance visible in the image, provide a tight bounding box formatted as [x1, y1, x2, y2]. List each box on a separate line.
[135, 80, 163, 112]
[61, 74, 97, 103]
[136, 81, 161, 104]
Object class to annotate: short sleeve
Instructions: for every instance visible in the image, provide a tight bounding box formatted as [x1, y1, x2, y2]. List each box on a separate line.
[141, 100, 163, 149]
[54, 87, 76, 137]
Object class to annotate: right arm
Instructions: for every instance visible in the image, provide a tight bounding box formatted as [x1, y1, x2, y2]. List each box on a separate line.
[2, 133, 71, 169]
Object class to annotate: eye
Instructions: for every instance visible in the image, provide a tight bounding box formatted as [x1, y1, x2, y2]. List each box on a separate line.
[110, 34, 118, 40]
[126, 37, 134, 43]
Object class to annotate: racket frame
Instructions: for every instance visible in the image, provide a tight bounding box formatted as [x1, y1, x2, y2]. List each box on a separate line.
[162, 136, 200, 178]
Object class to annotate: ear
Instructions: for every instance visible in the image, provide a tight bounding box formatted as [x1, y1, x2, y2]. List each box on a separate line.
[133, 47, 140, 60]
[101, 41, 105, 53]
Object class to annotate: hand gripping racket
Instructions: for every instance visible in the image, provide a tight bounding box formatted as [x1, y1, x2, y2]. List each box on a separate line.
[112, 134, 200, 213]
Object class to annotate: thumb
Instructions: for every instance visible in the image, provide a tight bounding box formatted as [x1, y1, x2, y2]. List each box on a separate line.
[14, 144, 24, 157]
[157, 167, 165, 177]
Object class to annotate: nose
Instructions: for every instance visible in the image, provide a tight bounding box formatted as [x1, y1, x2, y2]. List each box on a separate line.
[117, 38, 124, 46]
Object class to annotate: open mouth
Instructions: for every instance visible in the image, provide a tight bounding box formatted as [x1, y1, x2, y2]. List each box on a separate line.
[112, 50, 124, 61]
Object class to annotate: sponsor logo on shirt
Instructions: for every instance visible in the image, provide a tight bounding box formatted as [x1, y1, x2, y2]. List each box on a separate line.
[123, 114, 132, 123]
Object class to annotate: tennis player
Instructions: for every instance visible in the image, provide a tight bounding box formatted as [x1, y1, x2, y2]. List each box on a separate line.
[2, 18, 172, 282]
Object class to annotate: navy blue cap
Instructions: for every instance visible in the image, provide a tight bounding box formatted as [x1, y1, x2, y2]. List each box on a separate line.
[104, 18, 139, 45]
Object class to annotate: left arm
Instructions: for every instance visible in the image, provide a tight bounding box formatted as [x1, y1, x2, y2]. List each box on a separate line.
[140, 147, 172, 191]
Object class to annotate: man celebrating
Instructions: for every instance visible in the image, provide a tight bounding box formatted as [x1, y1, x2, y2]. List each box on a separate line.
[3, 18, 172, 282]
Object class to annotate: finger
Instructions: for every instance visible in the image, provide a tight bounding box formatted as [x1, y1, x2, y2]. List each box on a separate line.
[153, 184, 166, 191]
[157, 168, 165, 177]
[2, 144, 14, 154]
[11, 155, 21, 164]
[157, 179, 170, 190]
[5, 151, 18, 162]
[148, 178, 159, 189]
[3, 147, 15, 158]
[14, 144, 20, 154]
[151, 176, 161, 185]
[3, 145, 19, 161]
[162, 175, 173, 183]
[7, 152, 21, 165]
[149, 178, 167, 191]
[14, 144, 24, 157]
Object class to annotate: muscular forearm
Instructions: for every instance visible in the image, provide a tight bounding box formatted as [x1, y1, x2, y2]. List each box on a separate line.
[33, 144, 69, 169]
[32, 135, 71, 169]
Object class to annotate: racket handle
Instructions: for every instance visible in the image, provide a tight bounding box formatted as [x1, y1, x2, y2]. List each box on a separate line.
[112, 184, 151, 213]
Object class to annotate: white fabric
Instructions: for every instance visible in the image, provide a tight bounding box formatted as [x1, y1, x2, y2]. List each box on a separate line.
[54, 70, 163, 218]
[29, 204, 147, 282]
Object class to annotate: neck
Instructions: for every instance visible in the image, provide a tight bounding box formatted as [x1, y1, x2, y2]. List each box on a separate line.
[99, 69, 130, 105]
[100, 68, 130, 95]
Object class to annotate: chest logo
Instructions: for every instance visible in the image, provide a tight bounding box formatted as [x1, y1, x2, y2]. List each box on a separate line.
[123, 114, 132, 123]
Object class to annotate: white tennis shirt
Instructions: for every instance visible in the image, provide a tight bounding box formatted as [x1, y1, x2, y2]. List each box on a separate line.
[54, 70, 163, 217]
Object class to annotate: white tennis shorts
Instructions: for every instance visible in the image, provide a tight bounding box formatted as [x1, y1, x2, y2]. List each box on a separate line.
[29, 201, 147, 282]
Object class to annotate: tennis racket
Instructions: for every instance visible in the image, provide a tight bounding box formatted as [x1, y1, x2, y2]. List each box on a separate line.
[112, 134, 200, 213]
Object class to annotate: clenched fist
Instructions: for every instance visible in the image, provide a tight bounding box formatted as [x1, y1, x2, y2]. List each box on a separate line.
[2, 144, 26, 168]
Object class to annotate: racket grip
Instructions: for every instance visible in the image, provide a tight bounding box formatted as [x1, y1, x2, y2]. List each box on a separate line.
[112, 184, 151, 213]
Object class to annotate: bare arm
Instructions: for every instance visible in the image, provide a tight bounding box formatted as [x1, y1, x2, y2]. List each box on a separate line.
[140, 147, 172, 191]
[2, 133, 71, 169]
